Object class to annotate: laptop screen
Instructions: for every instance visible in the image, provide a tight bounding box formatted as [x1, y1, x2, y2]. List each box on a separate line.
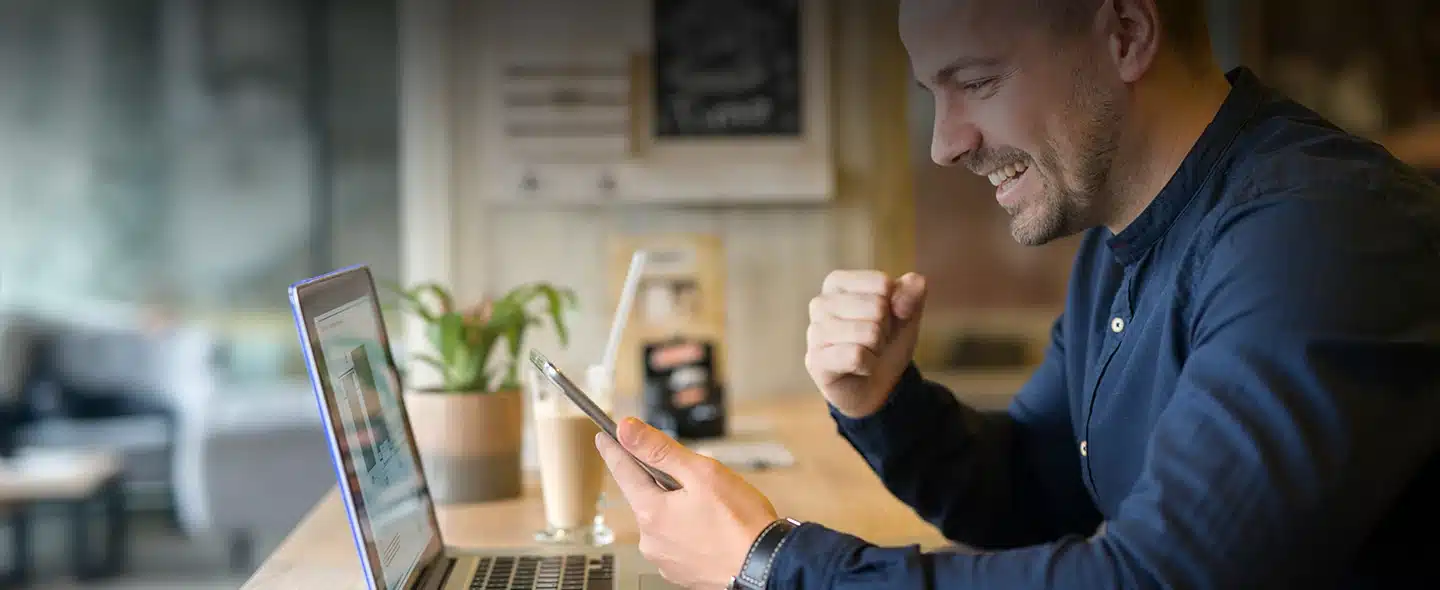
[312, 293, 435, 589]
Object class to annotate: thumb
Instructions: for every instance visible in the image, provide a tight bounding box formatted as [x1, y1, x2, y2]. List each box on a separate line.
[618, 417, 691, 473]
[890, 272, 928, 322]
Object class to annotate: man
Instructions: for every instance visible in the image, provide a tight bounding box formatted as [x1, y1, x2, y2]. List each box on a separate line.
[594, 0, 1440, 587]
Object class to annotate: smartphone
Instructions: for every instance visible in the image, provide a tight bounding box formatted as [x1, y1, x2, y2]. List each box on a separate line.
[529, 350, 684, 492]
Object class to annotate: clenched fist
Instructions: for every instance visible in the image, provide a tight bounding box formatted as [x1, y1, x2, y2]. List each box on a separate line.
[805, 270, 927, 418]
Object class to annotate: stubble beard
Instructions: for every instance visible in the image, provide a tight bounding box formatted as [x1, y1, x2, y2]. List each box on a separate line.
[1008, 82, 1124, 247]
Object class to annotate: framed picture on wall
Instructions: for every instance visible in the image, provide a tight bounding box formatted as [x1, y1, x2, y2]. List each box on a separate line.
[651, 0, 803, 138]
[619, 0, 833, 202]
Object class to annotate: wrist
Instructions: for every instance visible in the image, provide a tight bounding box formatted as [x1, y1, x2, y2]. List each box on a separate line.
[829, 392, 889, 420]
[729, 517, 802, 590]
[830, 364, 920, 422]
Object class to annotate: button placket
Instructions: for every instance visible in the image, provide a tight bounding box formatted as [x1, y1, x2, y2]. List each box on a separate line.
[1080, 269, 1136, 498]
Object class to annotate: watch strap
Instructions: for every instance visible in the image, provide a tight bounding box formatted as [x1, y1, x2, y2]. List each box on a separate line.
[731, 517, 801, 590]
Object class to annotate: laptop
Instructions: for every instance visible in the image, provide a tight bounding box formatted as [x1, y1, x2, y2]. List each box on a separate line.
[289, 265, 676, 590]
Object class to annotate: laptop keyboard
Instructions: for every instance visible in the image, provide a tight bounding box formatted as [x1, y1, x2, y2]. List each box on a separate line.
[470, 554, 614, 590]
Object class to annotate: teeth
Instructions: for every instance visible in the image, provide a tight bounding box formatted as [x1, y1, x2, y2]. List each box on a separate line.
[986, 163, 1028, 187]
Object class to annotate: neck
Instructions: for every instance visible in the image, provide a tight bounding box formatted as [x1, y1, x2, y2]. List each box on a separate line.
[1104, 58, 1232, 233]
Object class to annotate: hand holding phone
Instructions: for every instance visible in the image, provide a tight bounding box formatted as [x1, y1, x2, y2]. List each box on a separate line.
[529, 350, 684, 492]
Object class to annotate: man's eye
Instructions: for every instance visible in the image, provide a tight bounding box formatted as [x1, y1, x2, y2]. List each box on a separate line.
[961, 78, 997, 93]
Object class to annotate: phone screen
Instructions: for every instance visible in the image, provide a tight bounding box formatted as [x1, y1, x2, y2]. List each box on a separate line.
[529, 350, 683, 491]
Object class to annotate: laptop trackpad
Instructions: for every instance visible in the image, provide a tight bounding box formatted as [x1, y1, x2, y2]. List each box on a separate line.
[640, 574, 684, 589]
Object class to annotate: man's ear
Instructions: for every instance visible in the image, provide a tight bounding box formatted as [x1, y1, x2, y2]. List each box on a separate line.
[1101, 0, 1161, 83]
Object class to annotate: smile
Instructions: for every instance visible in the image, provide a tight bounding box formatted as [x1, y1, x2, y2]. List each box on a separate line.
[984, 162, 1034, 208]
[986, 162, 1029, 188]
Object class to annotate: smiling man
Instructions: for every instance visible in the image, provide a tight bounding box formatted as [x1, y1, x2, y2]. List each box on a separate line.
[595, 0, 1440, 588]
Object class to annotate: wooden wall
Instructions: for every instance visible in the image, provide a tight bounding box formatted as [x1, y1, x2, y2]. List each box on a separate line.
[403, 0, 916, 400]
[1249, 0, 1440, 134]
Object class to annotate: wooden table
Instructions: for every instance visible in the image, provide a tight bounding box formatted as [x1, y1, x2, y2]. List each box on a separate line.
[243, 394, 955, 589]
[0, 448, 128, 585]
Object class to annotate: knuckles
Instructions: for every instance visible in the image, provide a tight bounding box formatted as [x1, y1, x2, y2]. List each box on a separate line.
[868, 296, 888, 321]
[823, 269, 890, 294]
[692, 456, 724, 482]
[859, 322, 882, 346]
[846, 345, 868, 371]
[808, 296, 825, 320]
[641, 439, 672, 466]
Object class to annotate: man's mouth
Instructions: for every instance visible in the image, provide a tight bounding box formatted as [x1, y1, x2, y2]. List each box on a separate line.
[984, 161, 1033, 208]
[986, 162, 1029, 189]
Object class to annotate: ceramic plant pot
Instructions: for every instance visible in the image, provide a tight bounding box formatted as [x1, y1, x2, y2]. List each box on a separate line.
[404, 388, 525, 503]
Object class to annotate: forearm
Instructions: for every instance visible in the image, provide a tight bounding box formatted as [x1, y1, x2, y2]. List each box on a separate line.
[774, 342, 1440, 589]
[766, 523, 1122, 590]
[830, 365, 1076, 548]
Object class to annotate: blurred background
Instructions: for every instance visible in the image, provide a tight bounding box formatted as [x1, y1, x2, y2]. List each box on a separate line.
[1, 0, 1437, 588]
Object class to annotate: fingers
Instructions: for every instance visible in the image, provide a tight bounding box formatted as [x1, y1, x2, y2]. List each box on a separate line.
[806, 319, 883, 355]
[807, 270, 925, 381]
[890, 272, 928, 321]
[596, 432, 662, 505]
[809, 292, 888, 322]
[806, 343, 879, 377]
[822, 270, 890, 296]
[617, 417, 694, 476]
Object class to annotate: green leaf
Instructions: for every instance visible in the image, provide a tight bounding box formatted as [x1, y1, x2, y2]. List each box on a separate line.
[411, 283, 456, 314]
[537, 284, 575, 346]
[436, 312, 465, 365]
[389, 279, 578, 394]
[390, 285, 437, 323]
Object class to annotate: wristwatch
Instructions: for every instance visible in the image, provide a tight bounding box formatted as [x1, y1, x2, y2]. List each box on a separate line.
[728, 517, 803, 590]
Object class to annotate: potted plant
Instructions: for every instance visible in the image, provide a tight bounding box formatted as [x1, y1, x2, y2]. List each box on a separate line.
[391, 280, 577, 503]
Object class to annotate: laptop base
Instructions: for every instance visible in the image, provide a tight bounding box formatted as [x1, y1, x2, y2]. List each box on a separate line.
[424, 544, 679, 590]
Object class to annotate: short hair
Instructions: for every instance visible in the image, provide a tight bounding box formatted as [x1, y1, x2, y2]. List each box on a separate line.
[1042, 0, 1211, 57]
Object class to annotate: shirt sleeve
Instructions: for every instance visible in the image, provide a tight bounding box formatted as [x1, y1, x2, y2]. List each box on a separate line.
[766, 195, 1440, 589]
[823, 315, 1101, 550]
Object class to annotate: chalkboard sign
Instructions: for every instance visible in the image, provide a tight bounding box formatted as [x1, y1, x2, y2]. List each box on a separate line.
[652, 0, 803, 138]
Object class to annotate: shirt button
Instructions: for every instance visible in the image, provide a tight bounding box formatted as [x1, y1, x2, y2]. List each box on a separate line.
[1110, 317, 1125, 333]
[1080, 440, 1088, 456]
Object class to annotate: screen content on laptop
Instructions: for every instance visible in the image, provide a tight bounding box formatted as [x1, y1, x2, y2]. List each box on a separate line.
[314, 294, 434, 589]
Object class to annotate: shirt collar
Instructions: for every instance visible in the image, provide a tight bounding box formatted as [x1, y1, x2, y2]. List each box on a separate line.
[1105, 66, 1267, 265]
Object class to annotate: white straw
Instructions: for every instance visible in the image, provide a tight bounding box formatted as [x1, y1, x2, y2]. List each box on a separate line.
[601, 250, 647, 377]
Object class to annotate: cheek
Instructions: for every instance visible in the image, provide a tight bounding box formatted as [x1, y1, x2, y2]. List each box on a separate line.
[971, 86, 1050, 156]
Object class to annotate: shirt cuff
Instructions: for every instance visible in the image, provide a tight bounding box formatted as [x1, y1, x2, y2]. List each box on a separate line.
[826, 364, 931, 458]
[765, 522, 868, 589]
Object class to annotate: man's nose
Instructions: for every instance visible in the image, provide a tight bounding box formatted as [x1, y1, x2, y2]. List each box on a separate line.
[931, 120, 981, 168]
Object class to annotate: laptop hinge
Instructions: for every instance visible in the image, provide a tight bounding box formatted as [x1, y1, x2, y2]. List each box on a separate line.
[415, 557, 456, 590]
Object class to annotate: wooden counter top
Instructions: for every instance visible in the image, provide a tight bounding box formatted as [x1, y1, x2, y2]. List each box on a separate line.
[242, 394, 956, 589]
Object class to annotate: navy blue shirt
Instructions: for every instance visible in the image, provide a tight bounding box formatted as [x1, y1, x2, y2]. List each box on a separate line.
[768, 67, 1440, 588]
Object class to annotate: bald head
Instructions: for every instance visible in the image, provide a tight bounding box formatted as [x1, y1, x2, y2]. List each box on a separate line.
[900, 0, 1210, 61]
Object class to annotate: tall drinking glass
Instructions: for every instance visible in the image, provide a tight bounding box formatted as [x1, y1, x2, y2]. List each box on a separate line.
[524, 362, 615, 546]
